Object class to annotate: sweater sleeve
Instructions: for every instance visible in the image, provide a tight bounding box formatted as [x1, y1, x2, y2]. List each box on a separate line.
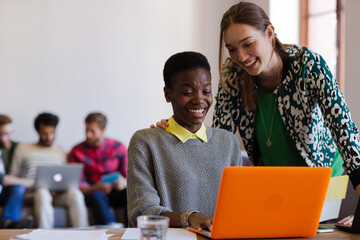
[9, 144, 23, 177]
[127, 130, 172, 227]
[229, 133, 243, 167]
[310, 51, 360, 186]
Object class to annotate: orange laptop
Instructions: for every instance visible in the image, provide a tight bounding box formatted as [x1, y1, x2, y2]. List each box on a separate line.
[189, 166, 332, 239]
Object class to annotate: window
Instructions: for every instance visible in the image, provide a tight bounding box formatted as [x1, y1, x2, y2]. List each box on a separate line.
[300, 0, 345, 92]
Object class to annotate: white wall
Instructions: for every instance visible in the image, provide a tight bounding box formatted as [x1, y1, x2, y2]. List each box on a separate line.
[1, 0, 269, 151]
[345, 0, 360, 128]
[4, 0, 357, 154]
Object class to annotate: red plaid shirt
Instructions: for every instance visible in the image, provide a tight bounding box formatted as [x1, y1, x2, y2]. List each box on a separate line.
[68, 138, 127, 187]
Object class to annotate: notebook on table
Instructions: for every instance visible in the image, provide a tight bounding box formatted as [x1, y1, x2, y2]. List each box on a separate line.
[35, 164, 83, 191]
[188, 166, 332, 239]
[335, 198, 360, 233]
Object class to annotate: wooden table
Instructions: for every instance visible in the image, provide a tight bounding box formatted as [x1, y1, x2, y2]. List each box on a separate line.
[0, 224, 358, 240]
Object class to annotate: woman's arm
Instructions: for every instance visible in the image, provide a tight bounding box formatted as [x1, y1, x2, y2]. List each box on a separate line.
[127, 130, 172, 227]
[311, 52, 360, 192]
[212, 77, 239, 133]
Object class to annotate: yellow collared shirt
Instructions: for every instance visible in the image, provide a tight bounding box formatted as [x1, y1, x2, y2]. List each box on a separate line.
[165, 116, 207, 143]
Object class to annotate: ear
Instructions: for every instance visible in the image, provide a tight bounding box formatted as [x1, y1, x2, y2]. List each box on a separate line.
[265, 25, 275, 42]
[164, 86, 171, 103]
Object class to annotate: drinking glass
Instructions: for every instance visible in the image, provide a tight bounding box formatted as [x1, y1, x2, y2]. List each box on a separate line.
[137, 215, 170, 240]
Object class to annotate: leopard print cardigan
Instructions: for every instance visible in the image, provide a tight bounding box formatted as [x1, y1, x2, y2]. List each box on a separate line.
[213, 45, 360, 186]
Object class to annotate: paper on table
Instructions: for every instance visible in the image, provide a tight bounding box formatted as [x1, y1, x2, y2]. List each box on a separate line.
[12, 229, 113, 240]
[319, 175, 349, 222]
[325, 175, 349, 201]
[121, 228, 197, 240]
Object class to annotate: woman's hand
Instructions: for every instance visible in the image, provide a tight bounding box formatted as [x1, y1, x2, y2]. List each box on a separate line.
[188, 212, 213, 231]
[150, 119, 169, 129]
[356, 184, 360, 197]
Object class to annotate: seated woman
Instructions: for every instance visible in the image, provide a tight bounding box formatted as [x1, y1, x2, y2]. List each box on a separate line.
[127, 51, 242, 230]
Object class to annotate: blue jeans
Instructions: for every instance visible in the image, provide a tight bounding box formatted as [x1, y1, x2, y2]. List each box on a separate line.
[85, 189, 127, 225]
[0, 185, 26, 222]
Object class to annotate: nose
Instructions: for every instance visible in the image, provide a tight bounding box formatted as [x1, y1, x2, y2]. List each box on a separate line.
[192, 91, 205, 104]
[86, 131, 92, 139]
[237, 48, 248, 63]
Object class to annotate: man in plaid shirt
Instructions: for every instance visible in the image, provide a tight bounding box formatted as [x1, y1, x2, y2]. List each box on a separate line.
[68, 112, 127, 226]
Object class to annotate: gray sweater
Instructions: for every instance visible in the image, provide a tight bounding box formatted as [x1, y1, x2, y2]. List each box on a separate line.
[127, 126, 242, 227]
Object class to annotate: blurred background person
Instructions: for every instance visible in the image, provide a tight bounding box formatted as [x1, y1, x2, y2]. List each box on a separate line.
[0, 114, 34, 229]
[11, 112, 88, 229]
[69, 112, 127, 226]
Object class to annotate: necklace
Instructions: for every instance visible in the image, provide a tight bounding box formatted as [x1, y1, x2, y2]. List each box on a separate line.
[257, 94, 276, 147]
[257, 59, 282, 147]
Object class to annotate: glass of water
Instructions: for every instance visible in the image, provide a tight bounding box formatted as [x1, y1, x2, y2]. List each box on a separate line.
[137, 215, 170, 240]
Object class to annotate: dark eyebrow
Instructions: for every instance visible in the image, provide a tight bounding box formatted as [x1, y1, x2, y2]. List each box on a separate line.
[225, 36, 252, 48]
[179, 82, 211, 88]
[179, 83, 192, 87]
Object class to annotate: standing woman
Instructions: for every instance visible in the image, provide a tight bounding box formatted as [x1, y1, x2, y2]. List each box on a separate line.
[213, 1, 360, 195]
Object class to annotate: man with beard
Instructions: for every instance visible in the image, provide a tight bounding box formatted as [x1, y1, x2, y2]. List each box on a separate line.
[0, 114, 34, 229]
[11, 113, 88, 229]
[68, 112, 127, 226]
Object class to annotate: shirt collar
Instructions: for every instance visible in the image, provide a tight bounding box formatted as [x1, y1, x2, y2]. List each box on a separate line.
[165, 116, 207, 143]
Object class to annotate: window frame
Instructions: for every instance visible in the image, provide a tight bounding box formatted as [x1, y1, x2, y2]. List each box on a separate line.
[300, 0, 345, 93]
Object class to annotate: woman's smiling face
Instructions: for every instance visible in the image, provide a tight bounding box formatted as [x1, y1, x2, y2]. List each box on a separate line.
[224, 23, 275, 77]
[164, 68, 213, 133]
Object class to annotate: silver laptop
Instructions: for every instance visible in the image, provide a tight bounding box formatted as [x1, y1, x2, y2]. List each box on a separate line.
[335, 198, 360, 233]
[35, 164, 83, 190]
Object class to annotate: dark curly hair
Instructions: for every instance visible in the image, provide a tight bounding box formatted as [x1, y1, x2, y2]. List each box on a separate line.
[34, 112, 59, 131]
[163, 51, 211, 90]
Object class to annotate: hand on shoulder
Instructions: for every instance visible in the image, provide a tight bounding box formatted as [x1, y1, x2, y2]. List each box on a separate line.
[150, 119, 169, 130]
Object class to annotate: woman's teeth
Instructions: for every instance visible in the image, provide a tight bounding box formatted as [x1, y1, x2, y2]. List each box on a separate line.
[189, 109, 204, 113]
[244, 58, 256, 67]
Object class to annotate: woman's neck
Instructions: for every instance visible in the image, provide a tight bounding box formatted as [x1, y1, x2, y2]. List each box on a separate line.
[256, 54, 283, 93]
